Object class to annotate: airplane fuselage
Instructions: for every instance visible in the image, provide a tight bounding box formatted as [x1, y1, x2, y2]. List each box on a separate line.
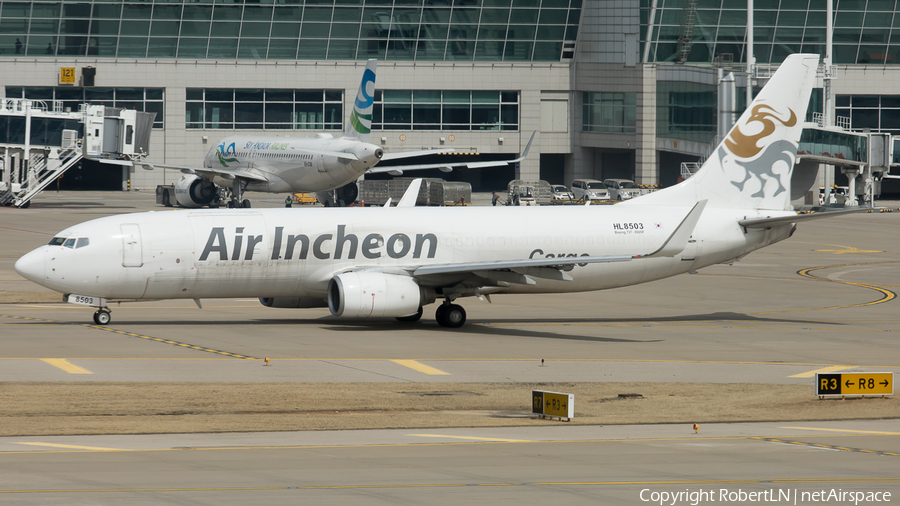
[205, 135, 383, 193]
[15, 205, 794, 302]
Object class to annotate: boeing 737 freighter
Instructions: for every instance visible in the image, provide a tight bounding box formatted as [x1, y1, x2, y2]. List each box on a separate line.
[16, 54, 869, 327]
[142, 59, 532, 208]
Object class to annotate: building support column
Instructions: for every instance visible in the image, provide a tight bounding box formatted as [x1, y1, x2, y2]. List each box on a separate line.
[635, 64, 658, 186]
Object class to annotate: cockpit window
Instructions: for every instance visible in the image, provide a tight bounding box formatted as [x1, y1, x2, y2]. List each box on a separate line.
[63, 238, 76, 249]
[49, 237, 66, 246]
[76, 238, 90, 249]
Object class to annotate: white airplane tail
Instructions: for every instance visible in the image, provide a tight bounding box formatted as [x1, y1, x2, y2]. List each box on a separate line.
[629, 53, 820, 211]
[344, 59, 377, 143]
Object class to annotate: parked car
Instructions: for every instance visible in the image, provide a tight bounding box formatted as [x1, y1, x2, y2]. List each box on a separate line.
[603, 178, 642, 201]
[550, 184, 575, 201]
[571, 179, 611, 201]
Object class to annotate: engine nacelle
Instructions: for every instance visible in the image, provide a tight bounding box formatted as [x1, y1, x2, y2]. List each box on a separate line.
[174, 175, 217, 208]
[316, 182, 359, 207]
[327, 272, 427, 318]
[259, 297, 328, 309]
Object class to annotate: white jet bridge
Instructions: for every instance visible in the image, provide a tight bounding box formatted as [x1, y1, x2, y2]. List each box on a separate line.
[0, 98, 154, 208]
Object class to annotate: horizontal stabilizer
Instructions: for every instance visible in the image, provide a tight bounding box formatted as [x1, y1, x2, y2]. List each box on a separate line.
[646, 200, 707, 257]
[739, 207, 878, 228]
[396, 178, 423, 207]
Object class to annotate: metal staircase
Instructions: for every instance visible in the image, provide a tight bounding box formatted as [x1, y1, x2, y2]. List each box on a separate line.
[675, 0, 699, 63]
[12, 146, 83, 208]
[679, 134, 720, 180]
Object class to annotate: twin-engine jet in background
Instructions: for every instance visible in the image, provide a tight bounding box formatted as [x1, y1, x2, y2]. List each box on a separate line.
[141, 59, 532, 208]
[16, 54, 877, 327]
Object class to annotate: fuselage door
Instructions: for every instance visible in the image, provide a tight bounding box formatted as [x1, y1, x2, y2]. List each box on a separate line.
[121, 223, 143, 267]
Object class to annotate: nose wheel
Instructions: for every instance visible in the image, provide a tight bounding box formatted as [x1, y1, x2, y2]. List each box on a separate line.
[93, 309, 111, 325]
[435, 303, 466, 328]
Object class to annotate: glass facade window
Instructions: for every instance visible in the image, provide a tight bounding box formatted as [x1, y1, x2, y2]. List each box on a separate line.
[836, 95, 900, 134]
[4, 86, 164, 129]
[185, 89, 343, 130]
[372, 89, 519, 131]
[582, 92, 637, 133]
[656, 81, 716, 142]
[642, 0, 900, 65]
[0, 1, 581, 62]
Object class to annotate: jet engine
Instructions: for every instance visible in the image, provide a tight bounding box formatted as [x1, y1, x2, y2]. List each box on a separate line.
[259, 297, 328, 309]
[327, 272, 432, 318]
[175, 175, 217, 208]
[316, 182, 359, 207]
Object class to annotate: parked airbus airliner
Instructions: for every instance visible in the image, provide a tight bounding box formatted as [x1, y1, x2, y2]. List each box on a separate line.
[142, 59, 532, 208]
[16, 54, 866, 327]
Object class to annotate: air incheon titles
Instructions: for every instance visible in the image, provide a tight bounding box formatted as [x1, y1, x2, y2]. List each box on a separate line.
[639, 488, 891, 505]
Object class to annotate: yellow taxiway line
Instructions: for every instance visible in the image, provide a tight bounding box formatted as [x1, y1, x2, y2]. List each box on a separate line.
[781, 427, 900, 436]
[39, 358, 92, 374]
[409, 434, 532, 443]
[391, 359, 450, 375]
[788, 365, 857, 378]
[16, 443, 126, 451]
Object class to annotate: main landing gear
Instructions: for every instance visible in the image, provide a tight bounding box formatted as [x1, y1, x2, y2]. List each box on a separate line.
[93, 308, 111, 325]
[226, 178, 251, 208]
[434, 301, 466, 328]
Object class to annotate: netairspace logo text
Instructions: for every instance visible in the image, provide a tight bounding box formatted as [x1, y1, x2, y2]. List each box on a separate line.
[640, 488, 891, 505]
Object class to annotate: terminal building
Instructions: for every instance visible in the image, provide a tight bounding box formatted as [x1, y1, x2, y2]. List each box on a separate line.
[0, 0, 898, 196]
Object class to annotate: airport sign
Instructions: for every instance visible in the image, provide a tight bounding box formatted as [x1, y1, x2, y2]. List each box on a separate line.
[816, 372, 893, 397]
[59, 67, 76, 85]
[532, 390, 574, 421]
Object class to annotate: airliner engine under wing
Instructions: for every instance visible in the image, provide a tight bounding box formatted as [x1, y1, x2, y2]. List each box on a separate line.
[17, 54, 873, 327]
[141, 59, 532, 208]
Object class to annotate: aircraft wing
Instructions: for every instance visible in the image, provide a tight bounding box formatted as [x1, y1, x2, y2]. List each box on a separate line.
[368, 131, 535, 175]
[399, 200, 705, 287]
[139, 163, 269, 183]
[738, 207, 879, 229]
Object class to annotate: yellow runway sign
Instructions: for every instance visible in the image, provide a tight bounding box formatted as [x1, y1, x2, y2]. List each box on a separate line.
[532, 390, 574, 420]
[817, 373, 893, 396]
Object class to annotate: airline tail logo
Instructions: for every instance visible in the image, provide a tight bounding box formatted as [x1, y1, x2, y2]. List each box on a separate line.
[724, 104, 797, 158]
[349, 68, 375, 136]
[719, 103, 798, 200]
[216, 142, 238, 167]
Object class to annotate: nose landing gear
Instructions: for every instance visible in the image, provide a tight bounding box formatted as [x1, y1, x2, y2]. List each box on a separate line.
[92, 308, 111, 325]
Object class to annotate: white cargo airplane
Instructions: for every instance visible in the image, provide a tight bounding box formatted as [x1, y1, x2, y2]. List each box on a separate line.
[142, 59, 532, 208]
[16, 54, 869, 327]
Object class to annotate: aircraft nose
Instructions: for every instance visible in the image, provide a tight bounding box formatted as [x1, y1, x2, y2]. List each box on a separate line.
[14, 248, 45, 284]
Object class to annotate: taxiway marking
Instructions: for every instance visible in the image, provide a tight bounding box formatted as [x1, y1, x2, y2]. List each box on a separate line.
[781, 427, 900, 436]
[16, 443, 126, 451]
[3, 477, 900, 494]
[391, 359, 450, 375]
[39, 358, 92, 374]
[409, 434, 532, 443]
[788, 365, 856, 378]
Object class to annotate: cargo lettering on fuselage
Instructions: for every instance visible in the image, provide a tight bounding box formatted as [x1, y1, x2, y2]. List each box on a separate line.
[198, 225, 438, 262]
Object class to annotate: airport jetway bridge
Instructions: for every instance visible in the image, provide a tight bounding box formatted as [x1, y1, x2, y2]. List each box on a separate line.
[0, 98, 154, 208]
[678, 122, 897, 206]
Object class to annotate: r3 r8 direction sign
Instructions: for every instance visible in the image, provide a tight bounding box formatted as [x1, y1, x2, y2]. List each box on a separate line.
[816, 372, 893, 398]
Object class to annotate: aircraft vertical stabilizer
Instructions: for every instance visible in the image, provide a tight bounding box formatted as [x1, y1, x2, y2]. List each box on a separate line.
[344, 59, 377, 143]
[627, 53, 820, 211]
